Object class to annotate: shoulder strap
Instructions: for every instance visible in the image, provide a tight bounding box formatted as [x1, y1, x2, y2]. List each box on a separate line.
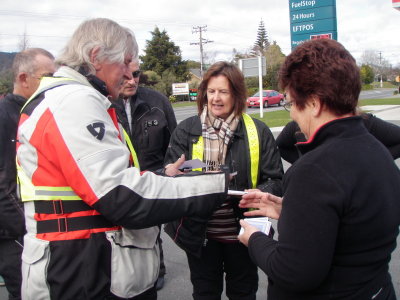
[242, 113, 259, 189]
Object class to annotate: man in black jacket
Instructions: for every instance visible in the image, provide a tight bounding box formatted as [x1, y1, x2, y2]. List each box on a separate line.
[116, 60, 177, 290]
[0, 48, 55, 300]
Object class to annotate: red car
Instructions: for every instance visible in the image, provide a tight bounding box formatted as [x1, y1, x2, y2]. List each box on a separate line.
[246, 90, 285, 108]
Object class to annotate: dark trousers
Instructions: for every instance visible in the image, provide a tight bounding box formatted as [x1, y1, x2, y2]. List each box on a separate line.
[186, 239, 258, 300]
[0, 238, 23, 300]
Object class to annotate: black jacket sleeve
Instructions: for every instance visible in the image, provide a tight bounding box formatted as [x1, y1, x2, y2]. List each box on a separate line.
[164, 117, 197, 165]
[276, 121, 305, 164]
[161, 95, 178, 160]
[255, 120, 284, 197]
[0, 103, 25, 238]
[363, 113, 400, 159]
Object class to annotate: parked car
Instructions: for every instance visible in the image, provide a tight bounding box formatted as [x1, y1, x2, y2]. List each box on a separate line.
[246, 90, 285, 108]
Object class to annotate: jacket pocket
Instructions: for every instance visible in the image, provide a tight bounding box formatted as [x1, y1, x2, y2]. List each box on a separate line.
[21, 234, 51, 300]
[106, 227, 160, 298]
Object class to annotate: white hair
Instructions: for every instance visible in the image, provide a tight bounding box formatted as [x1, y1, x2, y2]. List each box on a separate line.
[56, 18, 138, 75]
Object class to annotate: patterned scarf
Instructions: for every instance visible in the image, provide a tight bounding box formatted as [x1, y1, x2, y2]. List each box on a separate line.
[200, 105, 239, 171]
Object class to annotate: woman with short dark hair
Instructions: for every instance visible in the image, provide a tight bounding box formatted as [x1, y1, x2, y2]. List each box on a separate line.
[239, 39, 400, 300]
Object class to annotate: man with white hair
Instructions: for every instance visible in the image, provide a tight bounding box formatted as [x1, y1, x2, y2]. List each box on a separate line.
[16, 18, 228, 300]
[0, 48, 55, 300]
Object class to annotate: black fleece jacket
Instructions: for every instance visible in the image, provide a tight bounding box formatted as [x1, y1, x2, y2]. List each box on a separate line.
[0, 94, 26, 239]
[114, 87, 177, 172]
[248, 116, 400, 299]
[277, 113, 400, 163]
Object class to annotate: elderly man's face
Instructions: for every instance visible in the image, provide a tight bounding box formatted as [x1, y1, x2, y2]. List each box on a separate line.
[95, 55, 132, 100]
[120, 61, 140, 98]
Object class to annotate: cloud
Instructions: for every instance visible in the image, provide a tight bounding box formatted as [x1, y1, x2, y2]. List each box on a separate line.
[0, 0, 399, 66]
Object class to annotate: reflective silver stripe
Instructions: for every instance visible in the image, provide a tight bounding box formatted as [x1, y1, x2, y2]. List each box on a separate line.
[35, 190, 78, 197]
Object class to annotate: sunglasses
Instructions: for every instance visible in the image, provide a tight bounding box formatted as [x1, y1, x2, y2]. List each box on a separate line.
[132, 70, 141, 78]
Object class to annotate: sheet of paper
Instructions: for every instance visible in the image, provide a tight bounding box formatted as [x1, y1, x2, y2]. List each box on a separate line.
[178, 159, 208, 170]
[227, 190, 248, 196]
[239, 217, 271, 235]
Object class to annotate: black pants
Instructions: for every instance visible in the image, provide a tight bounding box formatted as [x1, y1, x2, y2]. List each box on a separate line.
[186, 239, 258, 300]
[0, 238, 23, 300]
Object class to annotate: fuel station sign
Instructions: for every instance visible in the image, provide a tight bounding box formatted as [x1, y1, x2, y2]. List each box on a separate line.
[289, 0, 337, 49]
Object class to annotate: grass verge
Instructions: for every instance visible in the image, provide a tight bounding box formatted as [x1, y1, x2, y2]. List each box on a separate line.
[249, 97, 400, 128]
[172, 101, 197, 108]
[359, 98, 400, 106]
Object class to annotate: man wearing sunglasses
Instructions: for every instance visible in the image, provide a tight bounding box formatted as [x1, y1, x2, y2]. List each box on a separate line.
[117, 59, 177, 290]
[0, 48, 56, 300]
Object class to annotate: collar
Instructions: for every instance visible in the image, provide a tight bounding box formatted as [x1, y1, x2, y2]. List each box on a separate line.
[76, 65, 110, 98]
[7, 93, 27, 107]
[86, 75, 110, 98]
[296, 116, 364, 155]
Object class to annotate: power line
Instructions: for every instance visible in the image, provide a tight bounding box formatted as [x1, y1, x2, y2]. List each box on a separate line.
[191, 25, 213, 77]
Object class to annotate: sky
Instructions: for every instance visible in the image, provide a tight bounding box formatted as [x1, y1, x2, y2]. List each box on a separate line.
[0, 0, 399, 67]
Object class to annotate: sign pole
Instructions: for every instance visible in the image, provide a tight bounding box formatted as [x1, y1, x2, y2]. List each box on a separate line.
[258, 55, 263, 119]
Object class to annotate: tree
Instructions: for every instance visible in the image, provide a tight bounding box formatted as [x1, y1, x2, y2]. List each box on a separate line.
[359, 50, 391, 83]
[231, 48, 251, 64]
[18, 29, 30, 51]
[140, 27, 189, 82]
[360, 50, 380, 68]
[140, 70, 161, 86]
[0, 69, 13, 95]
[251, 20, 270, 56]
[360, 64, 374, 85]
[263, 41, 285, 90]
[154, 69, 177, 97]
[264, 41, 285, 68]
[186, 60, 201, 69]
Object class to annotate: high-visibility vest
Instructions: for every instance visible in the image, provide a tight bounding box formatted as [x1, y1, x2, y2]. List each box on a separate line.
[192, 113, 259, 188]
[17, 76, 140, 203]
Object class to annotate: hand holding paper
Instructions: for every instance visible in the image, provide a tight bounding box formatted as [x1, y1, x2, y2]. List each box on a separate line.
[164, 154, 186, 176]
[238, 217, 271, 246]
[239, 191, 283, 220]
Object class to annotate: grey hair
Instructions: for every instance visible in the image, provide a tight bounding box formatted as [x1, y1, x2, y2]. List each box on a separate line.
[12, 48, 54, 81]
[56, 18, 138, 75]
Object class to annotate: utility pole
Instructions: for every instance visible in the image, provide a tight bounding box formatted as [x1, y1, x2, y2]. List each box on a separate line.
[191, 25, 213, 77]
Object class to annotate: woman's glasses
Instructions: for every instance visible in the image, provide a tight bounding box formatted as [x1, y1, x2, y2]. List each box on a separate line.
[283, 101, 292, 112]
